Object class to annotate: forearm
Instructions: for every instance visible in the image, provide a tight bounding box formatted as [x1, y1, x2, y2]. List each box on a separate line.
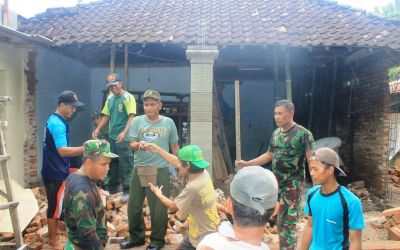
[349, 231, 362, 250]
[156, 192, 178, 211]
[96, 116, 109, 131]
[300, 225, 312, 250]
[58, 146, 84, 157]
[349, 240, 361, 250]
[246, 152, 273, 166]
[153, 145, 181, 168]
[121, 115, 135, 135]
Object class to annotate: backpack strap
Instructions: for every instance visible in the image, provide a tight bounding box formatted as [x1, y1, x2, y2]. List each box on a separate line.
[338, 186, 350, 250]
[306, 187, 320, 216]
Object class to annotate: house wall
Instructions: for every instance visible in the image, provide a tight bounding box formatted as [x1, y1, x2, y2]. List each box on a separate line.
[335, 51, 391, 197]
[0, 42, 29, 187]
[35, 49, 92, 182]
[90, 67, 191, 111]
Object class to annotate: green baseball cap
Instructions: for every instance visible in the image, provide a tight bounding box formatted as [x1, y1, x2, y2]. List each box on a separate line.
[178, 145, 209, 169]
[83, 140, 119, 158]
[143, 90, 161, 101]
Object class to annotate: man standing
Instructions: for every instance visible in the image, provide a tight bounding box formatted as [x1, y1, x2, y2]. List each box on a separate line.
[236, 99, 315, 249]
[64, 139, 119, 250]
[92, 73, 136, 200]
[42, 90, 84, 249]
[145, 144, 220, 250]
[120, 90, 179, 250]
[197, 166, 278, 250]
[300, 148, 364, 250]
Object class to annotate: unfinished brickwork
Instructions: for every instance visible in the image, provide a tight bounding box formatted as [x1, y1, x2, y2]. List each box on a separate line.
[335, 51, 392, 197]
[24, 49, 39, 187]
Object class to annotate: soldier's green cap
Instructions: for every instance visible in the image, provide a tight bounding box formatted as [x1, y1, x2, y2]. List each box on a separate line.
[143, 90, 161, 101]
[178, 145, 209, 169]
[92, 111, 102, 118]
[83, 139, 118, 158]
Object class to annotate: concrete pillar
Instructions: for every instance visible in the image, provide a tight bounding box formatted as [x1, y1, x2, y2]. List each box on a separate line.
[186, 45, 219, 167]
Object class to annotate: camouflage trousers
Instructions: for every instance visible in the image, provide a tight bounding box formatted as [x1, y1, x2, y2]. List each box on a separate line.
[277, 179, 302, 250]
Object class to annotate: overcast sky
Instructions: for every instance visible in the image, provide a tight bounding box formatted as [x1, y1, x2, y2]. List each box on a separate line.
[4, 0, 394, 18]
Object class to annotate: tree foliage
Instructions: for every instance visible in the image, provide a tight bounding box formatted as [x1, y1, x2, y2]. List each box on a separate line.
[374, 0, 400, 19]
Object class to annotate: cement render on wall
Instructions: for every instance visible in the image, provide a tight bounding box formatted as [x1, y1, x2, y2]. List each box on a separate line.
[0, 42, 28, 186]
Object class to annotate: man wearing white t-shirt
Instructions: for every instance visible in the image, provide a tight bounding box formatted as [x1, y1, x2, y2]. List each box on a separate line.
[197, 166, 279, 250]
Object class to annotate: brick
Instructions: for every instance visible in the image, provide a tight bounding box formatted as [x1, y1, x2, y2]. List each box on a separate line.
[388, 225, 400, 241]
[383, 207, 400, 217]
[393, 213, 400, 225]
[25, 226, 38, 234]
[28, 241, 42, 250]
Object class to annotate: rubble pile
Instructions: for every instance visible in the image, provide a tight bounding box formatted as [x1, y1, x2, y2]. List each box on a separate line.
[348, 181, 372, 206]
[389, 166, 400, 187]
[371, 207, 400, 241]
[0, 187, 66, 249]
[1, 186, 279, 248]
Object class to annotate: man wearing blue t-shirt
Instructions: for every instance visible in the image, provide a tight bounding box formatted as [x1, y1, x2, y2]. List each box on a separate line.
[42, 90, 85, 249]
[300, 147, 364, 250]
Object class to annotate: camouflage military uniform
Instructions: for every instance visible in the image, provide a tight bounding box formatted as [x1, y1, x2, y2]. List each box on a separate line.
[64, 173, 107, 249]
[268, 123, 314, 250]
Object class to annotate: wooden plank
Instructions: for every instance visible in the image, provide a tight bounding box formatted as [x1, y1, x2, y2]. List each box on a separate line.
[235, 80, 241, 161]
[110, 44, 116, 73]
[273, 47, 279, 101]
[285, 49, 292, 101]
[308, 68, 316, 129]
[328, 58, 338, 136]
[124, 44, 129, 90]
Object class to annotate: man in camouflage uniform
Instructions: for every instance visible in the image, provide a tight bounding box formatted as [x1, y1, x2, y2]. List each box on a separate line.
[64, 139, 118, 250]
[236, 99, 315, 250]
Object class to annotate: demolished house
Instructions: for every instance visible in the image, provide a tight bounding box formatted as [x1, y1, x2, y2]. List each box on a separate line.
[15, 0, 400, 198]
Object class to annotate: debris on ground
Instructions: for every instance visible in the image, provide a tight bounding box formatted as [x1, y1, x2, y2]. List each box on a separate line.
[389, 166, 400, 187]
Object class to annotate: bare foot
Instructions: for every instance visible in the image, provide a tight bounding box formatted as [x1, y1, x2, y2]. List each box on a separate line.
[49, 240, 63, 250]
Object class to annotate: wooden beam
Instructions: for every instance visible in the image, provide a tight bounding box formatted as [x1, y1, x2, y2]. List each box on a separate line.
[328, 58, 338, 136]
[124, 43, 129, 90]
[273, 47, 279, 101]
[308, 68, 316, 129]
[234, 80, 241, 162]
[285, 49, 292, 101]
[110, 43, 116, 73]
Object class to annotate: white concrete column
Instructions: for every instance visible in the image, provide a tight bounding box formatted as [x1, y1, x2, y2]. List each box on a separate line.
[186, 45, 219, 167]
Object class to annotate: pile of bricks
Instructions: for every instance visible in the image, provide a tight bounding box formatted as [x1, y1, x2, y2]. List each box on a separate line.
[348, 180, 372, 204]
[389, 166, 400, 187]
[379, 207, 400, 241]
[1, 186, 279, 248]
[0, 187, 67, 249]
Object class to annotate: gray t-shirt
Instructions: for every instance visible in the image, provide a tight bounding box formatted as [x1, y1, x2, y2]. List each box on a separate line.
[129, 115, 178, 169]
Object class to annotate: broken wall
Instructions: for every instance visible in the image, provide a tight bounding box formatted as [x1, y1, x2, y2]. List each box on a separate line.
[335, 51, 391, 197]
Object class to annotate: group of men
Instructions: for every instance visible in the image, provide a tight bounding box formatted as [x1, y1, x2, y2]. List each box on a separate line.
[41, 72, 365, 250]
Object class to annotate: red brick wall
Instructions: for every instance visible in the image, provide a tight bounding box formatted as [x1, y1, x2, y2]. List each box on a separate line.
[335, 51, 392, 197]
[24, 50, 39, 187]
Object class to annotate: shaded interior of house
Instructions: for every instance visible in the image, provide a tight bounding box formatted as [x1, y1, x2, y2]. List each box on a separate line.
[25, 41, 397, 198]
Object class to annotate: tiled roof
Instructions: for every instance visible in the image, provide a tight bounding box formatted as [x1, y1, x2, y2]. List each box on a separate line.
[19, 0, 400, 49]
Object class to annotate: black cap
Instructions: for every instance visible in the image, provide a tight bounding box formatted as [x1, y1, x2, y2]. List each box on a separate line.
[58, 90, 84, 107]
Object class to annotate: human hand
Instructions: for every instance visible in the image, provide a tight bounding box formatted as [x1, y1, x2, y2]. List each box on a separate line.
[92, 129, 99, 139]
[139, 141, 151, 150]
[149, 183, 163, 197]
[271, 202, 280, 217]
[235, 160, 248, 168]
[116, 132, 126, 143]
